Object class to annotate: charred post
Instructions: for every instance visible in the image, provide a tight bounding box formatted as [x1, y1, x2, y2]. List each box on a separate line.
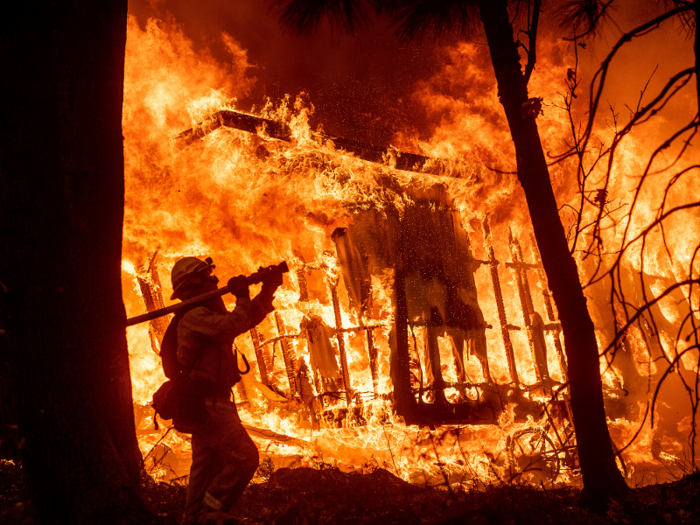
[329, 276, 353, 405]
[274, 311, 299, 399]
[530, 234, 567, 380]
[507, 230, 542, 383]
[249, 327, 270, 385]
[136, 258, 169, 355]
[482, 219, 519, 384]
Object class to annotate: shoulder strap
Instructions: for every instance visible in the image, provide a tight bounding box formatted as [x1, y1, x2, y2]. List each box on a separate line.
[160, 313, 185, 380]
[160, 303, 201, 380]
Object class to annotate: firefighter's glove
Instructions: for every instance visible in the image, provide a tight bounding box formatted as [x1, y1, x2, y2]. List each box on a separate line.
[262, 269, 284, 290]
[258, 271, 283, 309]
[227, 275, 249, 300]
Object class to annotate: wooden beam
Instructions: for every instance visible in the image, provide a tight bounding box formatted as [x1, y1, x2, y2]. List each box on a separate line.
[176, 109, 453, 176]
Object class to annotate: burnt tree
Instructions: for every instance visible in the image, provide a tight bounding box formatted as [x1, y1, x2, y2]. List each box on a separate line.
[0, 1, 156, 523]
[275, 0, 627, 504]
[475, 0, 626, 502]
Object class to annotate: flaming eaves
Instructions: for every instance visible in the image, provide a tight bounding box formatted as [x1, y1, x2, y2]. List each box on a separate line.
[175, 109, 470, 179]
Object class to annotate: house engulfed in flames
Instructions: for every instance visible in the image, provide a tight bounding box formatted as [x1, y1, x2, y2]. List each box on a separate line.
[123, 18, 697, 489]
[127, 109, 589, 487]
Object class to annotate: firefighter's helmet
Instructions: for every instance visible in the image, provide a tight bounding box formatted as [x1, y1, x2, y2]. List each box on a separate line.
[170, 256, 215, 300]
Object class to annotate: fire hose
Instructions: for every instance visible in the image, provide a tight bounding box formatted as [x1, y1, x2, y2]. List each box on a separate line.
[126, 261, 289, 327]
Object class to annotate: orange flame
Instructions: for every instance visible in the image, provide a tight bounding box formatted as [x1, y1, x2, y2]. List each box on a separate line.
[123, 15, 699, 487]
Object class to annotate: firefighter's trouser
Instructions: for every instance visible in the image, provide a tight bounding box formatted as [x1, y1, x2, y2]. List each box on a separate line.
[182, 396, 259, 522]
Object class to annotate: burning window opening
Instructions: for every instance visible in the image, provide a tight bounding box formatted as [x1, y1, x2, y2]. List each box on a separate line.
[128, 107, 594, 487]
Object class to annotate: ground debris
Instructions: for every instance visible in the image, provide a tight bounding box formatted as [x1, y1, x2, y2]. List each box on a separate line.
[140, 470, 188, 524]
[1, 461, 699, 524]
[0, 460, 34, 524]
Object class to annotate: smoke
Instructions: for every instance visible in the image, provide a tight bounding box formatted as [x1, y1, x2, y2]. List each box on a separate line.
[129, 0, 440, 147]
[127, 1, 695, 155]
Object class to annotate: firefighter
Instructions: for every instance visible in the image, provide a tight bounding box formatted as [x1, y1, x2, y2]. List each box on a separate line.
[170, 256, 282, 525]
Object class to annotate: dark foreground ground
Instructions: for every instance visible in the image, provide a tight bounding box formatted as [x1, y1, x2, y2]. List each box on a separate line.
[1, 460, 699, 524]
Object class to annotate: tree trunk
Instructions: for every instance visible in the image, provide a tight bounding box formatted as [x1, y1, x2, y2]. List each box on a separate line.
[694, 0, 699, 111]
[0, 2, 157, 522]
[477, 0, 628, 505]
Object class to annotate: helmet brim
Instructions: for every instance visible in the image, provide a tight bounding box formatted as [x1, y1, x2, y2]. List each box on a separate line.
[171, 260, 215, 300]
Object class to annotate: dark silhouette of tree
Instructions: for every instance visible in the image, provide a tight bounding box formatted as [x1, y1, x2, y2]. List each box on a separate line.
[1, 1, 158, 522]
[274, 0, 628, 504]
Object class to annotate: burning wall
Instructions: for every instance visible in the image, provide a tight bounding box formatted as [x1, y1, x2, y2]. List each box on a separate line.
[122, 15, 699, 487]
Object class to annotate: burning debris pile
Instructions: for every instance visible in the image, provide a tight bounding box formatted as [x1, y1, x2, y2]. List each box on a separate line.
[122, 16, 699, 491]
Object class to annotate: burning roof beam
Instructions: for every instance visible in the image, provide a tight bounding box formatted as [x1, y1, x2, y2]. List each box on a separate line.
[176, 109, 459, 176]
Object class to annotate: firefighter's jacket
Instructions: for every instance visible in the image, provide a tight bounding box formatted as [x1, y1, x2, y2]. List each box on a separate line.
[176, 293, 273, 390]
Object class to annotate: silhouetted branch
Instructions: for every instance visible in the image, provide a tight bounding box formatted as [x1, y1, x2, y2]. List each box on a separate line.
[558, 0, 617, 40]
[581, 6, 692, 149]
[523, 0, 541, 84]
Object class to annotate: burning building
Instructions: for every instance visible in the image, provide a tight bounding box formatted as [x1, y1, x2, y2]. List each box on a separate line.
[122, 14, 699, 490]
